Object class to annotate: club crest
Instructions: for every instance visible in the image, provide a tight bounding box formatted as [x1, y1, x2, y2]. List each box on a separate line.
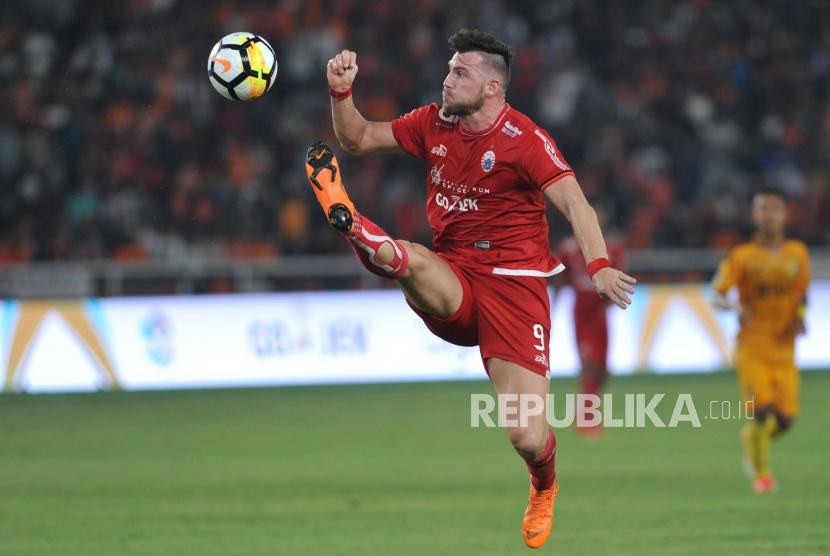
[481, 150, 496, 172]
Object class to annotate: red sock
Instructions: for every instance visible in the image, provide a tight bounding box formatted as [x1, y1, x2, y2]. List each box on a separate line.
[345, 212, 410, 280]
[525, 429, 557, 490]
[580, 365, 607, 397]
[581, 374, 599, 397]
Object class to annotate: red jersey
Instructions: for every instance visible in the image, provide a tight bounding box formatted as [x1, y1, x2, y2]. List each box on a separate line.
[391, 103, 573, 276]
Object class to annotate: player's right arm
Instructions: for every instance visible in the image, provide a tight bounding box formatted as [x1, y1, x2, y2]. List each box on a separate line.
[711, 262, 735, 311]
[711, 249, 752, 323]
[544, 177, 636, 309]
[712, 250, 737, 310]
[328, 50, 399, 155]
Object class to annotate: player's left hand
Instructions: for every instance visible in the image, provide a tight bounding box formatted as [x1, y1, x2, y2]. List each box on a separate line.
[592, 267, 636, 309]
[781, 317, 806, 339]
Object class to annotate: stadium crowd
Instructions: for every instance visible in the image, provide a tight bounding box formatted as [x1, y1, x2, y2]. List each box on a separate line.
[1, 0, 828, 262]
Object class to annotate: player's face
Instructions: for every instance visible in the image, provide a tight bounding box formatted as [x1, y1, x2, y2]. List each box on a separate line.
[442, 52, 486, 116]
[752, 194, 787, 237]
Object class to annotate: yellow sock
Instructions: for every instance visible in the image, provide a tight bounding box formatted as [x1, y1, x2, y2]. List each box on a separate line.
[748, 415, 777, 478]
[769, 418, 784, 439]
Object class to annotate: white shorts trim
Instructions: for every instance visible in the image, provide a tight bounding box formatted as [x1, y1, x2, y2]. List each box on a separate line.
[491, 263, 566, 277]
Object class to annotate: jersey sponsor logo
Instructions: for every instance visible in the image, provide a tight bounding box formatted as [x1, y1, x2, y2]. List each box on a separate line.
[535, 353, 549, 368]
[435, 192, 479, 212]
[429, 165, 491, 196]
[787, 260, 799, 277]
[500, 120, 522, 138]
[754, 282, 791, 298]
[474, 240, 491, 250]
[481, 150, 496, 172]
[430, 144, 448, 157]
[534, 129, 570, 171]
[430, 164, 445, 186]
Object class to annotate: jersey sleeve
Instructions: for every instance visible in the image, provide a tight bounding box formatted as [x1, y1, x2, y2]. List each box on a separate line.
[795, 243, 811, 297]
[712, 249, 741, 295]
[390, 105, 433, 160]
[519, 128, 574, 191]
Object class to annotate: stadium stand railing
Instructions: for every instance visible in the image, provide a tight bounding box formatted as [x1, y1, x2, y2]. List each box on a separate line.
[2, 250, 829, 298]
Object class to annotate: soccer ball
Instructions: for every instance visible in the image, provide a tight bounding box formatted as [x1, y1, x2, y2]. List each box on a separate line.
[207, 32, 277, 100]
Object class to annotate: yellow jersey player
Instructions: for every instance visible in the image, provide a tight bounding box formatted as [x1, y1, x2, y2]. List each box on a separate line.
[712, 187, 810, 493]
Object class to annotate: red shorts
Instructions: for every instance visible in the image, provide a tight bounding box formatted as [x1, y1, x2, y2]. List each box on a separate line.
[406, 255, 552, 377]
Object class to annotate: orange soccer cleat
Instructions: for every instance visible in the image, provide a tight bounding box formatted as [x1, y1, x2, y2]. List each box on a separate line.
[305, 142, 356, 234]
[522, 478, 559, 549]
[577, 422, 604, 439]
[752, 474, 777, 493]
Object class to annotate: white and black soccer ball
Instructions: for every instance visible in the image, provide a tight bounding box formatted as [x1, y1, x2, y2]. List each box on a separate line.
[207, 32, 277, 100]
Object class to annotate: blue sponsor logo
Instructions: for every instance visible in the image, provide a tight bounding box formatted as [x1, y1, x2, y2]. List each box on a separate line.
[248, 319, 368, 357]
[140, 311, 174, 366]
[249, 321, 295, 356]
[324, 319, 367, 355]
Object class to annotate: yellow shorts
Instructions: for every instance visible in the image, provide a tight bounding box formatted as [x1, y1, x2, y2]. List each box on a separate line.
[734, 342, 799, 418]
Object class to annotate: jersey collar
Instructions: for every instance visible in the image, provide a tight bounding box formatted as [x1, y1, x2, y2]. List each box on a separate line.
[458, 103, 511, 139]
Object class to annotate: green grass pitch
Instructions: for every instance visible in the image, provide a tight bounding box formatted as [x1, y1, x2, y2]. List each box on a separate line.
[1, 371, 828, 555]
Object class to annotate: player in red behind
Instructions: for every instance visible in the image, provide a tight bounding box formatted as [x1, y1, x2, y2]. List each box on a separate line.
[306, 29, 636, 548]
[557, 212, 625, 438]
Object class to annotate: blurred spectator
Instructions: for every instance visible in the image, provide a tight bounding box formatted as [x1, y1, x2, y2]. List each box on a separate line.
[0, 0, 828, 262]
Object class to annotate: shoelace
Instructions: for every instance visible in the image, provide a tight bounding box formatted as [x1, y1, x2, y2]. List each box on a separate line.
[527, 487, 554, 521]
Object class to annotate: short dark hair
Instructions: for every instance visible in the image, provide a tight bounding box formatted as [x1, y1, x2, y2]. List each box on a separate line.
[448, 29, 514, 90]
[754, 186, 788, 203]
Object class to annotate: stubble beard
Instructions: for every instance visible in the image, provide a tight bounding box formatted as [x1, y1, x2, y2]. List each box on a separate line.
[442, 94, 485, 117]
